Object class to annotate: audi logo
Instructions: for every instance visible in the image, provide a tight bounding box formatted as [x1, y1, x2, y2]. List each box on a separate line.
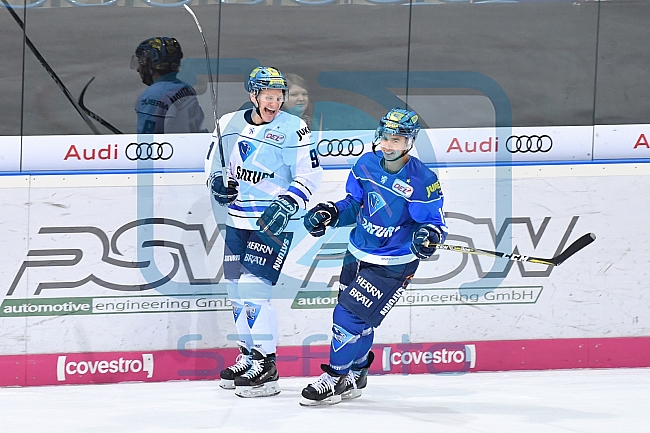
[125, 142, 174, 161]
[317, 138, 365, 157]
[505, 135, 553, 153]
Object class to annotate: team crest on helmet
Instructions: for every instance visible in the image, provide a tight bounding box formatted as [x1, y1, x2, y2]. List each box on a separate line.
[238, 140, 256, 162]
[367, 192, 386, 217]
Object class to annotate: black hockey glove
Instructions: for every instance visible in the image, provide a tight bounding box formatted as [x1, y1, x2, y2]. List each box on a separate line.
[257, 195, 299, 237]
[303, 202, 339, 237]
[410, 224, 442, 260]
[209, 174, 239, 206]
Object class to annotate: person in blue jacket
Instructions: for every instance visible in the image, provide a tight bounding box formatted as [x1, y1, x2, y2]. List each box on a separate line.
[132, 37, 206, 134]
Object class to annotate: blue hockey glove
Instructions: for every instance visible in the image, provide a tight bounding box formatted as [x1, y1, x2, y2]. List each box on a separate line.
[257, 195, 299, 236]
[209, 174, 238, 206]
[303, 202, 339, 237]
[410, 224, 442, 260]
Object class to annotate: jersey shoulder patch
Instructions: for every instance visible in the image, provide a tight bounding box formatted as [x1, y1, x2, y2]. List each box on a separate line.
[407, 157, 443, 201]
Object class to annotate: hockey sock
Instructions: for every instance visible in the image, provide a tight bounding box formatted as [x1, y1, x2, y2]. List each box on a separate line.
[352, 328, 374, 368]
[238, 273, 277, 354]
[328, 304, 370, 374]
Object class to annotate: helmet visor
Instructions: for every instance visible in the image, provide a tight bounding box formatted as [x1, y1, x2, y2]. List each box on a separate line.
[130, 54, 144, 70]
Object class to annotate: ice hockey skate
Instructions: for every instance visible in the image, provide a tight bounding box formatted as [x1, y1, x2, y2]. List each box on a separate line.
[219, 343, 253, 389]
[234, 348, 280, 398]
[299, 364, 348, 407]
[341, 351, 375, 400]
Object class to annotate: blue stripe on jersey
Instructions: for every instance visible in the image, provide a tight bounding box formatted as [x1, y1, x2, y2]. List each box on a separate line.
[287, 186, 308, 202]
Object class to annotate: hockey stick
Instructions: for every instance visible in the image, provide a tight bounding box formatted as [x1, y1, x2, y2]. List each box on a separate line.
[78, 77, 123, 134]
[425, 232, 596, 267]
[2, 0, 100, 135]
[183, 4, 228, 185]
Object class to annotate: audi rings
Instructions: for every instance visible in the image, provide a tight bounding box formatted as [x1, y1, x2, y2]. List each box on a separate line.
[125, 142, 174, 161]
[317, 138, 365, 157]
[505, 135, 553, 153]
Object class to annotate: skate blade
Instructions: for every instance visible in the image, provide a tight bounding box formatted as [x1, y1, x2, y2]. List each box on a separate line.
[299, 395, 342, 407]
[235, 381, 281, 398]
[341, 389, 362, 400]
[219, 379, 235, 390]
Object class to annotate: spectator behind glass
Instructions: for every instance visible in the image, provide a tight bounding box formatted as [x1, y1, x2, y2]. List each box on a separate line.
[284, 73, 313, 129]
[132, 37, 206, 134]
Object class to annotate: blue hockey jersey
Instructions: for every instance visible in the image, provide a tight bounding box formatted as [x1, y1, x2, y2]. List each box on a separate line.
[335, 152, 447, 265]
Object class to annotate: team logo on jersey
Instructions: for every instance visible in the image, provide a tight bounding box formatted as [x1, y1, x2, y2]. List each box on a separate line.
[392, 179, 413, 198]
[367, 192, 386, 217]
[381, 175, 388, 184]
[245, 301, 261, 328]
[238, 140, 256, 162]
[264, 129, 285, 144]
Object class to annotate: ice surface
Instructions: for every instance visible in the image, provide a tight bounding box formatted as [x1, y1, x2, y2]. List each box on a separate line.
[1, 368, 648, 433]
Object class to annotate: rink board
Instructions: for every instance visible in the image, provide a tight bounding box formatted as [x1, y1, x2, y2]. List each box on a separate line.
[3, 124, 650, 175]
[1, 336, 649, 387]
[1, 163, 649, 386]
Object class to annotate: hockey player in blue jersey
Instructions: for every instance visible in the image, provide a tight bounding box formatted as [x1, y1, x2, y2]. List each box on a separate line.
[205, 66, 322, 397]
[132, 37, 206, 134]
[300, 108, 447, 406]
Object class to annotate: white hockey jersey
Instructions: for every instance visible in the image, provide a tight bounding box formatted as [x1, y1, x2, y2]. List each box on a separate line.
[205, 109, 322, 231]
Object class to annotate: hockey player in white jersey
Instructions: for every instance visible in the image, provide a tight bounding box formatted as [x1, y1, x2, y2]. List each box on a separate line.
[132, 37, 206, 134]
[300, 108, 447, 406]
[205, 66, 322, 397]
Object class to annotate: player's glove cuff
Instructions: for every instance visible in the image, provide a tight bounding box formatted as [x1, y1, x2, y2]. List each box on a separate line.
[303, 202, 339, 237]
[210, 173, 239, 206]
[410, 224, 442, 260]
[257, 195, 299, 236]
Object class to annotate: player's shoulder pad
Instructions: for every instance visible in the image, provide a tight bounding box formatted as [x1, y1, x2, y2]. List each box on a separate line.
[408, 157, 443, 201]
[216, 111, 240, 132]
[352, 151, 381, 175]
[273, 111, 311, 145]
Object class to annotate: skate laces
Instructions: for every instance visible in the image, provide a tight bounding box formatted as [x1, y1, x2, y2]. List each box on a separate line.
[242, 358, 263, 379]
[343, 371, 357, 389]
[309, 372, 337, 393]
[230, 353, 252, 373]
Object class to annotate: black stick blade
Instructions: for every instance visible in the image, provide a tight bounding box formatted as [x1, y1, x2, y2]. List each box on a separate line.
[549, 233, 596, 266]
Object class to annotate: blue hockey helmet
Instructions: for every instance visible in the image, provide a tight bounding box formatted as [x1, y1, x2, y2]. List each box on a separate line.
[246, 66, 288, 95]
[133, 37, 183, 72]
[375, 108, 421, 143]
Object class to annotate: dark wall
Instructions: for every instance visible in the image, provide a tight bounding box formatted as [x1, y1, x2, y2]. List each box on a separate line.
[1, 0, 648, 135]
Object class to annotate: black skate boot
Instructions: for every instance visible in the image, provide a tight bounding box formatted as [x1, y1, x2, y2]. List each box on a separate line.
[234, 348, 280, 398]
[341, 351, 375, 400]
[219, 343, 253, 390]
[299, 364, 348, 407]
